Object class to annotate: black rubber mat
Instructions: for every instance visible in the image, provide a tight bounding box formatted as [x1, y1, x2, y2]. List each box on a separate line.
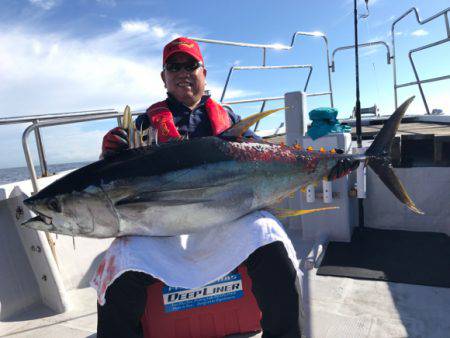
[317, 227, 450, 288]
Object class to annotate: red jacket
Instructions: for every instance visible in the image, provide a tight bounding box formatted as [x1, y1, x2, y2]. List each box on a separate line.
[146, 98, 232, 143]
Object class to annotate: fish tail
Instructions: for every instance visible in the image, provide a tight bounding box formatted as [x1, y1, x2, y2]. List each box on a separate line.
[365, 96, 424, 214]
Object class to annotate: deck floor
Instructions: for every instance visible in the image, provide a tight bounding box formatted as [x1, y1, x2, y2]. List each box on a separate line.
[1, 233, 450, 338]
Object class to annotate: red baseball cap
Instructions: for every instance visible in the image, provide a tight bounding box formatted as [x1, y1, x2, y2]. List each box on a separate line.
[163, 37, 204, 65]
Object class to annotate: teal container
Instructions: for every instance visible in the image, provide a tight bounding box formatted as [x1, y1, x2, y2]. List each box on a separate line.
[307, 107, 351, 140]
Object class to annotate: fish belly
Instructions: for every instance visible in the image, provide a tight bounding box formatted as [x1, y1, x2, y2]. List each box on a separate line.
[108, 162, 256, 236]
[114, 183, 255, 236]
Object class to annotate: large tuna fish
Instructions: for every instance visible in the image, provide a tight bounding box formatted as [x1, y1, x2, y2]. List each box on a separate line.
[23, 97, 422, 237]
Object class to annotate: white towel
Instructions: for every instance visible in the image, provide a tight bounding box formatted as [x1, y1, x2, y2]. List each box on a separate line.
[91, 210, 300, 305]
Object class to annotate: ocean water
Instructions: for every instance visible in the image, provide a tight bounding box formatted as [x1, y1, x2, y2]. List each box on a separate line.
[0, 161, 91, 185]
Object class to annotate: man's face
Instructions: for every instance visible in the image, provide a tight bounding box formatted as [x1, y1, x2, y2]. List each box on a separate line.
[161, 53, 207, 108]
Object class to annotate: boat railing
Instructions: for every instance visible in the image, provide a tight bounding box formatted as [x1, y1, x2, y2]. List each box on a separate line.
[0, 109, 142, 193]
[220, 64, 317, 131]
[391, 7, 450, 113]
[192, 31, 334, 110]
[220, 64, 314, 103]
[330, 41, 392, 72]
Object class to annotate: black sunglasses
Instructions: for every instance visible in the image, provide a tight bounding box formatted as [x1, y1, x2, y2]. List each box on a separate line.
[163, 61, 203, 73]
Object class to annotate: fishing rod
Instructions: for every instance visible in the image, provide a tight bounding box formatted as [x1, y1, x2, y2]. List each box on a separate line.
[354, 0, 369, 228]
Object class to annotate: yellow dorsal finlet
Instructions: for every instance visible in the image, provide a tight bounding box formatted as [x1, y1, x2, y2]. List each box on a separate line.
[122, 105, 132, 129]
[271, 206, 339, 219]
[222, 107, 286, 138]
[122, 105, 133, 146]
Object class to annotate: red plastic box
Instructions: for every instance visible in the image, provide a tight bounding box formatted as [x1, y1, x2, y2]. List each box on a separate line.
[141, 265, 262, 338]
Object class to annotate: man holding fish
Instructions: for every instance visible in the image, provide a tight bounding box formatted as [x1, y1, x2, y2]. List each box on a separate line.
[97, 37, 305, 338]
[22, 34, 420, 337]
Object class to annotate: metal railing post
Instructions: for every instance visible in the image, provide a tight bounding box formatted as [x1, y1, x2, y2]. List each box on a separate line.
[290, 32, 334, 107]
[220, 67, 234, 103]
[32, 119, 49, 177]
[22, 124, 40, 193]
[258, 47, 268, 127]
[262, 47, 267, 66]
[445, 12, 450, 37]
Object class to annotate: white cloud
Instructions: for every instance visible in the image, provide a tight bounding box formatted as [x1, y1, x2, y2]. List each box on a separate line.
[29, 0, 58, 10]
[120, 21, 171, 40]
[411, 29, 429, 37]
[32, 39, 43, 55]
[151, 26, 167, 38]
[121, 20, 150, 34]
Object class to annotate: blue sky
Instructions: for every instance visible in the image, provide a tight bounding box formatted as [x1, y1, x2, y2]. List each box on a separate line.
[0, 0, 449, 168]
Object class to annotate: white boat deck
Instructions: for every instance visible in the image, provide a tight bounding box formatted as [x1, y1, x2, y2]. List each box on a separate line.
[1, 235, 449, 338]
[0, 287, 97, 338]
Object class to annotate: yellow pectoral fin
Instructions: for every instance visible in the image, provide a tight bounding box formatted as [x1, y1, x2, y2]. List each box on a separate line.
[221, 107, 286, 138]
[271, 206, 339, 219]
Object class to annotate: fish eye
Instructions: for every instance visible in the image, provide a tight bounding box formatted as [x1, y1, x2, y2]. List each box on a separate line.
[47, 198, 61, 213]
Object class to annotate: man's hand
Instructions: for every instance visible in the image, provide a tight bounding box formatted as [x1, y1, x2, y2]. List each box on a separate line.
[101, 127, 129, 158]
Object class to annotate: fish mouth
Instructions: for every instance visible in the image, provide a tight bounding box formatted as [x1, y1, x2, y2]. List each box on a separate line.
[23, 197, 54, 225]
[22, 214, 54, 231]
[35, 212, 53, 225]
